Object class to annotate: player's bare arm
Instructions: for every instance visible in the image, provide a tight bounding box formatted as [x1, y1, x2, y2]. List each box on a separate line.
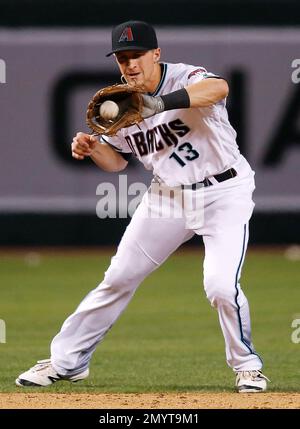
[185, 78, 229, 107]
[141, 78, 229, 119]
[90, 141, 128, 172]
[71, 132, 128, 172]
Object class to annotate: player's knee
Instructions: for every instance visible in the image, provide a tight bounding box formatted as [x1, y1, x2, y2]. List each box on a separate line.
[101, 250, 156, 293]
[102, 260, 144, 292]
[204, 275, 237, 308]
[101, 270, 132, 292]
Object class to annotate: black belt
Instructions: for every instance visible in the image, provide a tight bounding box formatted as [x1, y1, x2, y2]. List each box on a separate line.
[182, 168, 237, 190]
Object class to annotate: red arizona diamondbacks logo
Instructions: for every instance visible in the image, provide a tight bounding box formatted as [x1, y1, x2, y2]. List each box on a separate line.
[187, 68, 207, 79]
[118, 27, 134, 42]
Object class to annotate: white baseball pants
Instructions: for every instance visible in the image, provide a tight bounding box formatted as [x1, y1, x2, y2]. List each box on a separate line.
[51, 156, 263, 376]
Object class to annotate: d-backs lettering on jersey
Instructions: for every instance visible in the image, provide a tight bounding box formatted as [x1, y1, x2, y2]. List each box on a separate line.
[124, 119, 190, 157]
[103, 62, 241, 186]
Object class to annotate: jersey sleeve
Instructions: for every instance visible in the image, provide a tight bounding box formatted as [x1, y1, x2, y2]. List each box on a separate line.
[185, 66, 223, 85]
[100, 133, 132, 161]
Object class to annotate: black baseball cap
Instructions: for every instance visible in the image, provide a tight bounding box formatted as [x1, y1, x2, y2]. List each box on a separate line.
[106, 20, 158, 57]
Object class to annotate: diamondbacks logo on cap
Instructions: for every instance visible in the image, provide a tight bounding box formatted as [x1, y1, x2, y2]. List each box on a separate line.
[118, 27, 134, 43]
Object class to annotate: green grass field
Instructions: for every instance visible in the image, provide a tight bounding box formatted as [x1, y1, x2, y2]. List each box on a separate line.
[0, 247, 299, 393]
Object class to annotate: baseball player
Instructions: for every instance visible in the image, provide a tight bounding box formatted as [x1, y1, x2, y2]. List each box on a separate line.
[16, 20, 269, 393]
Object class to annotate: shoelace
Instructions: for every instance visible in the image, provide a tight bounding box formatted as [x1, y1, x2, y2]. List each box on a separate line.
[31, 359, 52, 372]
[237, 370, 271, 382]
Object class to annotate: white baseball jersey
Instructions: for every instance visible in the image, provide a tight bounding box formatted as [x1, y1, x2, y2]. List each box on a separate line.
[102, 62, 240, 186]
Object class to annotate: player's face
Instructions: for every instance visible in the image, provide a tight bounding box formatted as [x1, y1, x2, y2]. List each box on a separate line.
[115, 49, 161, 92]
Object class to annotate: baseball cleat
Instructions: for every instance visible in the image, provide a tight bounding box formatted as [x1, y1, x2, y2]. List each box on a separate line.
[15, 359, 89, 387]
[235, 370, 270, 393]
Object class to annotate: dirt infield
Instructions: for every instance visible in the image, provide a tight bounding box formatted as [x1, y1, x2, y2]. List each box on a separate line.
[0, 393, 300, 409]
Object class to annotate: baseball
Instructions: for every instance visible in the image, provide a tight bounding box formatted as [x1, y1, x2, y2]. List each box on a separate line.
[99, 100, 119, 120]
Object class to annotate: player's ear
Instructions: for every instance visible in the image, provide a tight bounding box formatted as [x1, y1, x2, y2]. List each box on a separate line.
[153, 48, 161, 63]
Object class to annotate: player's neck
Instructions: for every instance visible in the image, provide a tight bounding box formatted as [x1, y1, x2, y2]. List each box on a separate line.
[146, 63, 163, 94]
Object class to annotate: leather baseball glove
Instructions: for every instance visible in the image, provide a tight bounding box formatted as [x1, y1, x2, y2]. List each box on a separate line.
[86, 84, 145, 136]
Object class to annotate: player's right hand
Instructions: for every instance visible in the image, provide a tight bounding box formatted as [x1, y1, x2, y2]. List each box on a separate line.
[71, 132, 98, 160]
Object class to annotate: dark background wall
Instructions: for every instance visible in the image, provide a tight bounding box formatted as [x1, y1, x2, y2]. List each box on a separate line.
[1, 0, 300, 27]
[1, 213, 299, 246]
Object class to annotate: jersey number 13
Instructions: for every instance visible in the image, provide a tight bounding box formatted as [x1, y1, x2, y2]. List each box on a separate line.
[169, 142, 199, 167]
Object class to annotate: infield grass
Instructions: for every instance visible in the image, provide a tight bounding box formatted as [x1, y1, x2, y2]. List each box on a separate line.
[0, 247, 299, 393]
